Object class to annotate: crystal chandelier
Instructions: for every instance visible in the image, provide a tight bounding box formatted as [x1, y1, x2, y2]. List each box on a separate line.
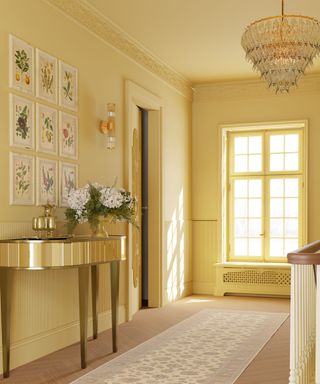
[241, 0, 320, 93]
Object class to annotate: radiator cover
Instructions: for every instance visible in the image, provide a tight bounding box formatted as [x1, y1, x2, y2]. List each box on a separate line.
[215, 265, 291, 296]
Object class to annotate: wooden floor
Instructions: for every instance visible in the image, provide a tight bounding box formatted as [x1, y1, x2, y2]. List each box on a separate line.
[1, 295, 290, 384]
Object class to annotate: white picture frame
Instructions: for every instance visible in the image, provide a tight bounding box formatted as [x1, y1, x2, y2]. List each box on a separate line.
[59, 60, 78, 111]
[36, 157, 58, 206]
[9, 35, 34, 95]
[36, 49, 58, 104]
[36, 103, 58, 155]
[59, 161, 78, 207]
[9, 152, 35, 205]
[59, 112, 78, 159]
[9, 93, 34, 150]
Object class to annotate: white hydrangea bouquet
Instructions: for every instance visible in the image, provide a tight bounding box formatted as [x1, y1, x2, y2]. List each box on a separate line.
[65, 182, 136, 234]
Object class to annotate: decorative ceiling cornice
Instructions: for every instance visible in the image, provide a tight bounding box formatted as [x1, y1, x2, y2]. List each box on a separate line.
[193, 73, 320, 101]
[44, 0, 193, 100]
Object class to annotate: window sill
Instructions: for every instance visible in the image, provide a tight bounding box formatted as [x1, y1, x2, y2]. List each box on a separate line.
[216, 262, 290, 268]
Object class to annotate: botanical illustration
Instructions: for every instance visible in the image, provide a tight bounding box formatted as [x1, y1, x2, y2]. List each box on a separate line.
[10, 152, 34, 205]
[59, 162, 78, 207]
[9, 35, 34, 95]
[10, 94, 34, 149]
[63, 71, 73, 101]
[59, 61, 78, 111]
[37, 158, 57, 205]
[59, 112, 78, 159]
[36, 49, 57, 103]
[36, 104, 57, 155]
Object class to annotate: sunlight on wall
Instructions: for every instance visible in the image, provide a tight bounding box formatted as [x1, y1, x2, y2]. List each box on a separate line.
[167, 209, 178, 300]
[179, 232, 185, 292]
[167, 189, 185, 301]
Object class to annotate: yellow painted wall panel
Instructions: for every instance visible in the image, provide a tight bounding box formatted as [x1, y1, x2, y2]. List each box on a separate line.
[192, 221, 217, 294]
[163, 220, 193, 304]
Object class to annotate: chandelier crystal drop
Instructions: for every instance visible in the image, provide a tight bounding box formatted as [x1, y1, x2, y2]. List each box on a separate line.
[241, 0, 320, 93]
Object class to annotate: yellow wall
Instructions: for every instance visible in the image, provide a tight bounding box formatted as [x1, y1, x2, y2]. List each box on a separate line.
[0, 0, 192, 371]
[192, 79, 320, 293]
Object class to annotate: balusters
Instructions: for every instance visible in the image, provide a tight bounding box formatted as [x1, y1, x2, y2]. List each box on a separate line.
[290, 264, 316, 384]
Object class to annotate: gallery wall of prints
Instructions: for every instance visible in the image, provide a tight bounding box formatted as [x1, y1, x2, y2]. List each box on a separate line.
[8, 34, 79, 208]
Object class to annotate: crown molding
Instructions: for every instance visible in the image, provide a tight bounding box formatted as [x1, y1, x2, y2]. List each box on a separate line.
[44, 0, 193, 100]
[193, 73, 320, 102]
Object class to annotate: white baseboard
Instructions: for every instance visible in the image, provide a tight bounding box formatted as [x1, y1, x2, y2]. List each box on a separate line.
[192, 281, 215, 295]
[0, 305, 126, 374]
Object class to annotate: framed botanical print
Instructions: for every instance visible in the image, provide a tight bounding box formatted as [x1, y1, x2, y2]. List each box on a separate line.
[9, 94, 34, 150]
[36, 49, 58, 104]
[36, 103, 58, 155]
[36, 157, 58, 205]
[9, 35, 34, 95]
[59, 161, 78, 207]
[59, 112, 78, 159]
[59, 60, 78, 111]
[9, 152, 35, 205]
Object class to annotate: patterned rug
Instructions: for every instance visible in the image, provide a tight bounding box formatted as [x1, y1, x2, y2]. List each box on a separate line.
[72, 309, 288, 384]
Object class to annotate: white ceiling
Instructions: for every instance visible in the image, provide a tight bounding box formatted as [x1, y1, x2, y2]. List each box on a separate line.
[87, 0, 320, 85]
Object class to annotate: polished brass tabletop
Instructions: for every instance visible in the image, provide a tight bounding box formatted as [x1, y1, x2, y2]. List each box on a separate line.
[0, 235, 126, 269]
[0, 235, 126, 378]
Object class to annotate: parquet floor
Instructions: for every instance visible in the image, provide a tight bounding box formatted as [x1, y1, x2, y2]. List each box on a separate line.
[0, 295, 290, 384]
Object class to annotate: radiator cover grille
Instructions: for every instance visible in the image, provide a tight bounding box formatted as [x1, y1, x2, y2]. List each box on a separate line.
[223, 269, 291, 286]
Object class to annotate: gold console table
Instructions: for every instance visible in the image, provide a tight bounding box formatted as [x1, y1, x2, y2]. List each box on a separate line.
[0, 235, 126, 378]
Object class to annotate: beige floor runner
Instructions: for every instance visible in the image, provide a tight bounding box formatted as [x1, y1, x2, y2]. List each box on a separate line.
[72, 309, 288, 384]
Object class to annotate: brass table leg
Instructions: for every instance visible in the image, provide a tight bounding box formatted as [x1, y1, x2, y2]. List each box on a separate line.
[110, 261, 119, 353]
[91, 265, 99, 339]
[78, 265, 89, 369]
[0, 268, 12, 378]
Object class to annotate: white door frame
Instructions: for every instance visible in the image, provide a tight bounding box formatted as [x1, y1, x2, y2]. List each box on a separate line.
[125, 80, 163, 320]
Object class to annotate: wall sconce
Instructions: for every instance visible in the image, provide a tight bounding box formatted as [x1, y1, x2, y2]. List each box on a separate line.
[100, 102, 116, 149]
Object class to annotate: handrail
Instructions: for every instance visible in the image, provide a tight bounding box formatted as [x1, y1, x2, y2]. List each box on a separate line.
[288, 240, 320, 265]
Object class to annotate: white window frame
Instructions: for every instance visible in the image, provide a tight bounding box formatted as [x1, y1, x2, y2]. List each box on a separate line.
[218, 120, 308, 265]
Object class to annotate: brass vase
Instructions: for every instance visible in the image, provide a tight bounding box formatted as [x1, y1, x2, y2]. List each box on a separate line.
[90, 216, 109, 238]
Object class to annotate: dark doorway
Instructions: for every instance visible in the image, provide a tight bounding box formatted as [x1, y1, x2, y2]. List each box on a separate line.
[141, 109, 148, 308]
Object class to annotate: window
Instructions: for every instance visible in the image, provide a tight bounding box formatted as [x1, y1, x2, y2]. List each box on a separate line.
[224, 123, 306, 263]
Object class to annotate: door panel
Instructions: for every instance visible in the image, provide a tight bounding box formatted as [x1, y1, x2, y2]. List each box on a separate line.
[130, 106, 142, 316]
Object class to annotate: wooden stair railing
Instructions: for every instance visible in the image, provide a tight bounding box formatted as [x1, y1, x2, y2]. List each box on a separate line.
[288, 240, 320, 384]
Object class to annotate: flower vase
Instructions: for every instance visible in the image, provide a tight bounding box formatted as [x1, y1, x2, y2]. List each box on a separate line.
[90, 216, 109, 238]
